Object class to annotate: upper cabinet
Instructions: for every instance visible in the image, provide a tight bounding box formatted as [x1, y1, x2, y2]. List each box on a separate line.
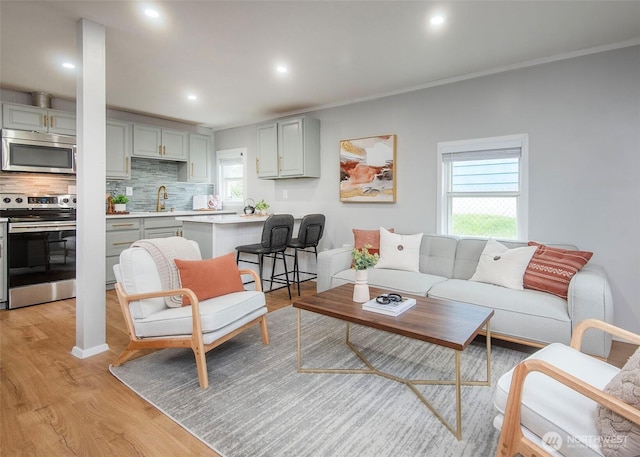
[133, 124, 188, 161]
[256, 116, 320, 179]
[178, 133, 210, 183]
[2, 103, 76, 135]
[106, 119, 131, 179]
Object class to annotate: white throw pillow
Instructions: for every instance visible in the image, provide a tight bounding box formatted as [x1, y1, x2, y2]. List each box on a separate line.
[470, 239, 537, 290]
[374, 227, 423, 272]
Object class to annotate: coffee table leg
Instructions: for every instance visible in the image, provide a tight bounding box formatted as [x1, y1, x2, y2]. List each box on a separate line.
[296, 308, 302, 372]
[486, 321, 492, 386]
[455, 350, 462, 440]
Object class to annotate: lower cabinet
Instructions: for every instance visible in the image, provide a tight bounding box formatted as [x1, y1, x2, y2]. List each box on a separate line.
[143, 217, 183, 239]
[106, 219, 142, 285]
[105, 217, 183, 286]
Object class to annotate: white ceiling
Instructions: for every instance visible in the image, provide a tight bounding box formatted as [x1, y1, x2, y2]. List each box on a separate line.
[1, 1, 639, 130]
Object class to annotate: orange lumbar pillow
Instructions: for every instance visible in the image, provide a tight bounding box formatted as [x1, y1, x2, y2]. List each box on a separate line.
[174, 252, 245, 306]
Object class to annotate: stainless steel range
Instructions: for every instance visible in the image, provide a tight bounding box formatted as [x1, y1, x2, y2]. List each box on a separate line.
[0, 193, 76, 309]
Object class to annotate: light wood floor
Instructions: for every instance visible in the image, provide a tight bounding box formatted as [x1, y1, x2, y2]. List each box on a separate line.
[1, 283, 636, 456]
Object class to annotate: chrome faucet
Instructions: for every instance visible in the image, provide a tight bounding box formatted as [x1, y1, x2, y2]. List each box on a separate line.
[156, 185, 168, 212]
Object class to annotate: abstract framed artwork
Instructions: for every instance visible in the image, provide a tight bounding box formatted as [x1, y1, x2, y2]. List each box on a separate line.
[339, 134, 397, 203]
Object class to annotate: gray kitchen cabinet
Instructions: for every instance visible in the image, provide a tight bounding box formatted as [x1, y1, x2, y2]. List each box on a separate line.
[0, 222, 6, 305]
[178, 133, 210, 182]
[143, 217, 183, 239]
[133, 124, 188, 161]
[256, 116, 320, 179]
[256, 122, 279, 178]
[106, 119, 131, 179]
[2, 103, 76, 135]
[105, 218, 141, 285]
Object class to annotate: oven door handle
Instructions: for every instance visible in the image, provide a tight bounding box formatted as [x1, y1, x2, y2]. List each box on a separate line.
[9, 222, 77, 233]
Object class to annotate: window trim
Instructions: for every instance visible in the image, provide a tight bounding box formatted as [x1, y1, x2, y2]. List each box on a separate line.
[436, 134, 529, 240]
[216, 147, 247, 206]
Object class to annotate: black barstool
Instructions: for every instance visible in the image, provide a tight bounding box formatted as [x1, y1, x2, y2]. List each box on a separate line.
[236, 214, 294, 298]
[286, 214, 325, 295]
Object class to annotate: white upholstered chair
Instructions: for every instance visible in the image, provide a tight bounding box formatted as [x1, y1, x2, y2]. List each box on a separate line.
[494, 319, 640, 457]
[112, 240, 269, 389]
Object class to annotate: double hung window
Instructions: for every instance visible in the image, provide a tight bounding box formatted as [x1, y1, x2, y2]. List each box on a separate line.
[437, 134, 528, 240]
[217, 148, 247, 205]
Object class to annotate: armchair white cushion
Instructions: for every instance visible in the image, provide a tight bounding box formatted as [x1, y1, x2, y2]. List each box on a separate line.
[493, 319, 640, 457]
[112, 240, 269, 389]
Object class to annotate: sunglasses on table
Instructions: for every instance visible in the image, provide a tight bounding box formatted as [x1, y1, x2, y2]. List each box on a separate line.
[375, 293, 403, 304]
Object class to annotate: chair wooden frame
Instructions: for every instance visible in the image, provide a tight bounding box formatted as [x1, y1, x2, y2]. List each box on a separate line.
[112, 268, 269, 389]
[496, 319, 640, 457]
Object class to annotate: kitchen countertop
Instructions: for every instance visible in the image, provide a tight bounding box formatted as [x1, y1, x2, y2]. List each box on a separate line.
[176, 214, 302, 224]
[106, 210, 237, 219]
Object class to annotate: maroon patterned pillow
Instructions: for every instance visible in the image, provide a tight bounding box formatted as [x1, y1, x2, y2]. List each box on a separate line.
[523, 242, 593, 299]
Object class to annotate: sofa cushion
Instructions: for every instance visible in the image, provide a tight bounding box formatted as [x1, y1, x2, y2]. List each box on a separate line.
[352, 227, 394, 255]
[132, 290, 266, 338]
[333, 268, 447, 297]
[375, 227, 423, 272]
[596, 346, 640, 457]
[524, 242, 593, 300]
[174, 253, 244, 305]
[428, 279, 571, 345]
[495, 343, 620, 457]
[470, 239, 537, 290]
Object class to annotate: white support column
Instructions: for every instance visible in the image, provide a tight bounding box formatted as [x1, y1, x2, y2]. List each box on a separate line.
[72, 18, 108, 358]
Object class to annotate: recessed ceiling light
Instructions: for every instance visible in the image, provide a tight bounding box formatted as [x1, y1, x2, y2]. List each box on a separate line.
[430, 14, 446, 26]
[62, 62, 75, 69]
[276, 65, 288, 74]
[187, 94, 197, 101]
[145, 8, 160, 18]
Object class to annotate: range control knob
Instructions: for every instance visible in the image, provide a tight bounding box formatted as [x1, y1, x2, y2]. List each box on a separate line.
[2, 197, 10, 204]
[15, 197, 23, 203]
[73, 197, 77, 204]
[62, 198, 69, 204]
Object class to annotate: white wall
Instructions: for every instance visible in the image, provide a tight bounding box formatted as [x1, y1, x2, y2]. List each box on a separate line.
[215, 45, 640, 334]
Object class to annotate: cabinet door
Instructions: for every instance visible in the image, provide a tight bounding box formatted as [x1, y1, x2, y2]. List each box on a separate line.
[188, 134, 210, 182]
[2, 103, 46, 132]
[162, 129, 188, 161]
[106, 120, 131, 179]
[257, 123, 278, 178]
[48, 109, 76, 135]
[133, 124, 163, 158]
[144, 227, 183, 239]
[278, 118, 305, 177]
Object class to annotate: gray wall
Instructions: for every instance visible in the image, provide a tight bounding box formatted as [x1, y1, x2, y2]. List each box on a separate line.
[214, 45, 640, 334]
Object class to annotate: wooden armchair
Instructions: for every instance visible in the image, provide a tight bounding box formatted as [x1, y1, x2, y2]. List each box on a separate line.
[495, 319, 640, 457]
[112, 241, 269, 389]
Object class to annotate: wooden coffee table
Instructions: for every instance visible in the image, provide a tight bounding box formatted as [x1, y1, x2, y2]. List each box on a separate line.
[293, 283, 494, 440]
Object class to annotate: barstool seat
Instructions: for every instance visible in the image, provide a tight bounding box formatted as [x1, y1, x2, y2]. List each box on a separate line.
[236, 214, 294, 299]
[286, 214, 325, 295]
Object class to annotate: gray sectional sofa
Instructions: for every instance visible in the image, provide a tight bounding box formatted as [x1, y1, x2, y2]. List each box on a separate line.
[317, 234, 613, 357]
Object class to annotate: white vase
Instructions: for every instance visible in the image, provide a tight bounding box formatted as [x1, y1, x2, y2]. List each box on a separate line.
[353, 269, 370, 303]
[114, 203, 126, 212]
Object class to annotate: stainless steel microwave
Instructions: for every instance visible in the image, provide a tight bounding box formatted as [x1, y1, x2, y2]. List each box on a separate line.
[1, 129, 76, 174]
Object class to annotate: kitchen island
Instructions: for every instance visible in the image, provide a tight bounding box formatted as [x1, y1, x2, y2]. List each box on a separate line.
[178, 214, 308, 288]
[177, 214, 302, 258]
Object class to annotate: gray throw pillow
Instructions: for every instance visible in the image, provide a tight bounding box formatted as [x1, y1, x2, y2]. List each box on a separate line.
[596, 346, 640, 457]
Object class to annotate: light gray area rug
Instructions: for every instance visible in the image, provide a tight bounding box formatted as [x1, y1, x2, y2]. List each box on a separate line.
[110, 305, 528, 457]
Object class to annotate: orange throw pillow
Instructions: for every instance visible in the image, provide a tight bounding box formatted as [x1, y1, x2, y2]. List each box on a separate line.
[352, 228, 394, 255]
[174, 252, 245, 306]
[523, 242, 593, 300]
